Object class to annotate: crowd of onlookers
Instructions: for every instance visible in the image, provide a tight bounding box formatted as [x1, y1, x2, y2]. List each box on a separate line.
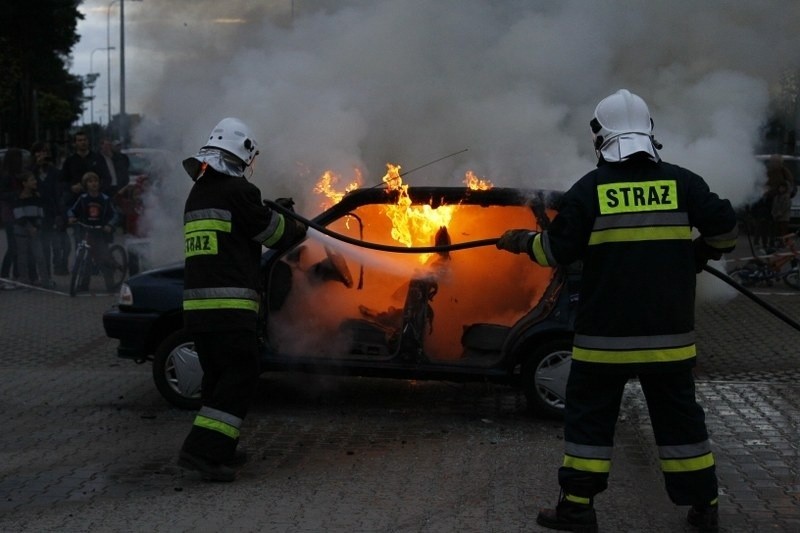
[0, 131, 150, 291]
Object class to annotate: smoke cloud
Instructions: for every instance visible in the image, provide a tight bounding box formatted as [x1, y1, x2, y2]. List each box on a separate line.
[122, 0, 800, 272]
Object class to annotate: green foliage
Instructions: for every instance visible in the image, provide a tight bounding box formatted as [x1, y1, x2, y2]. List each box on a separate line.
[0, 0, 84, 147]
[38, 91, 77, 128]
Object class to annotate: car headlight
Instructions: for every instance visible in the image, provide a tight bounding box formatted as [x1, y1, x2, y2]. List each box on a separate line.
[117, 283, 133, 306]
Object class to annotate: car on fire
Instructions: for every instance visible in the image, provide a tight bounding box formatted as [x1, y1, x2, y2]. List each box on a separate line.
[103, 184, 579, 419]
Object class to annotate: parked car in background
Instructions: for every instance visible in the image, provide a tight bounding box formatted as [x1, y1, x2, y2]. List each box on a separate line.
[121, 147, 176, 185]
[103, 185, 580, 419]
[0, 148, 31, 168]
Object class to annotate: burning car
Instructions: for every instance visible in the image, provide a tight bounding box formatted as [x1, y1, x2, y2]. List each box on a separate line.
[103, 170, 579, 418]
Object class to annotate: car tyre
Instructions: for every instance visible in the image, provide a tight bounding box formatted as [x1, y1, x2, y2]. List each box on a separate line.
[153, 328, 203, 410]
[521, 338, 571, 419]
[108, 244, 128, 290]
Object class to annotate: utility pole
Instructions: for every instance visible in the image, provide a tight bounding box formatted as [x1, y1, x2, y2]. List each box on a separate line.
[107, 0, 118, 135]
[120, 0, 127, 145]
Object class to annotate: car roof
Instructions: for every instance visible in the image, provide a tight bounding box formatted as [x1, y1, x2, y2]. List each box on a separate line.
[755, 153, 800, 161]
[122, 148, 178, 176]
[122, 147, 171, 154]
[312, 185, 561, 226]
[0, 148, 32, 166]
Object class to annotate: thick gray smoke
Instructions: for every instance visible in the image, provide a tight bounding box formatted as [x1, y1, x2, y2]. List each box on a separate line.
[122, 0, 800, 270]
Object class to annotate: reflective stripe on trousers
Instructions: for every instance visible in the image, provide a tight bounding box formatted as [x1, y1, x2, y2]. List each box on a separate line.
[558, 365, 718, 505]
[181, 330, 260, 463]
[183, 287, 260, 312]
[193, 406, 243, 439]
[572, 332, 696, 365]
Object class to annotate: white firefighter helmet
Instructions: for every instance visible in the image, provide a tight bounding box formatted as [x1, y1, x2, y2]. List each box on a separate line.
[204, 117, 259, 166]
[590, 89, 660, 163]
[182, 117, 260, 180]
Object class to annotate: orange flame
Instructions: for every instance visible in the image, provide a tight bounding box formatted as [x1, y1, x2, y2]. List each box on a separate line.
[313, 168, 362, 210]
[465, 170, 493, 190]
[379, 163, 455, 263]
[312, 164, 493, 263]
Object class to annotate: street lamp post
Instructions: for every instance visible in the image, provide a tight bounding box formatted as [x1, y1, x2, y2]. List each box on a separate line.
[88, 46, 113, 148]
[90, 47, 114, 127]
[119, 0, 143, 147]
[107, 0, 118, 133]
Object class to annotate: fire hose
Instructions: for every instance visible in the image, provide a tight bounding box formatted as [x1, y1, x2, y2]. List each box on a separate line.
[265, 199, 800, 332]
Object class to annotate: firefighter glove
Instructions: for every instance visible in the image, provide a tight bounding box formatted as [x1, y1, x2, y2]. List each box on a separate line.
[291, 217, 308, 243]
[273, 197, 296, 211]
[693, 237, 722, 274]
[496, 229, 536, 255]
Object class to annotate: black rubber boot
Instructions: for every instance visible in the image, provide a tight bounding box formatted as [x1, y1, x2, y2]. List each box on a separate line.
[536, 497, 598, 532]
[687, 503, 719, 532]
[224, 448, 249, 467]
[177, 450, 237, 482]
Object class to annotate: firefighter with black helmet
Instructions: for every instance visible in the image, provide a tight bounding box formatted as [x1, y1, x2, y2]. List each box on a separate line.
[496, 89, 737, 532]
[177, 117, 306, 481]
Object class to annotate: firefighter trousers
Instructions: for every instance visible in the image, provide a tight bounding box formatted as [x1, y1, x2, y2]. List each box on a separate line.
[181, 329, 260, 464]
[558, 365, 718, 506]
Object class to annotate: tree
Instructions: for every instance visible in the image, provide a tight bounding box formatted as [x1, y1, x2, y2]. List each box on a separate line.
[0, 0, 84, 149]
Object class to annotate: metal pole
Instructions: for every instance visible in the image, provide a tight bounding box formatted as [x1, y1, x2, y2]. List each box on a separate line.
[107, 0, 118, 132]
[119, 0, 142, 145]
[119, 0, 126, 145]
[90, 47, 113, 126]
[88, 48, 108, 148]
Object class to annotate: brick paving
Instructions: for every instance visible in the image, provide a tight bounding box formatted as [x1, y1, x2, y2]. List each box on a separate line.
[0, 251, 798, 531]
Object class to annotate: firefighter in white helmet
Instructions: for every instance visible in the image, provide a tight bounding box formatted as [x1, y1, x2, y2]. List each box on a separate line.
[177, 117, 306, 481]
[497, 90, 737, 532]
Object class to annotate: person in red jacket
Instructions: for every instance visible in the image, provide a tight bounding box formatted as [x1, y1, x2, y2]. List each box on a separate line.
[497, 90, 737, 533]
[177, 117, 306, 482]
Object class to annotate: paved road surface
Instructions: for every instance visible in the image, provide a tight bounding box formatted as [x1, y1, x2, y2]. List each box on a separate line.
[0, 248, 798, 532]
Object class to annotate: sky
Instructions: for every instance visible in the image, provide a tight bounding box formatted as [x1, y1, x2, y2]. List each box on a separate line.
[69, 0, 800, 277]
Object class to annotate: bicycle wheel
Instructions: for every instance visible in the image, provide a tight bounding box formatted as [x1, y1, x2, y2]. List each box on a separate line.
[784, 269, 800, 290]
[107, 244, 128, 290]
[728, 266, 757, 287]
[69, 247, 89, 296]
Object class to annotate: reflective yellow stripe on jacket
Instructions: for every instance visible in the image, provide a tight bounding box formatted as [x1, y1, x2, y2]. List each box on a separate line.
[184, 208, 232, 258]
[254, 212, 286, 247]
[589, 211, 692, 245]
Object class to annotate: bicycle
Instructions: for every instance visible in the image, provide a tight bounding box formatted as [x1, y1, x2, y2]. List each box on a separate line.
[727, 230, 800, 290]
[69, 222, 128, 296]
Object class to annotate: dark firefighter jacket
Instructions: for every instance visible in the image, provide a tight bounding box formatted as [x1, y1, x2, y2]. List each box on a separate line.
[527, 156, 738, 374]
[183, 167, 298, 332]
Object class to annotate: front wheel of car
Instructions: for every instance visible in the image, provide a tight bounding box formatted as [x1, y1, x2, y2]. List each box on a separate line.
[521, 338, 572, 419]
[153, 328, 203, 410]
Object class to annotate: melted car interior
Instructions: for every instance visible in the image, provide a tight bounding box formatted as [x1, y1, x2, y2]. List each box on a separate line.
[266, 203, 556, 365]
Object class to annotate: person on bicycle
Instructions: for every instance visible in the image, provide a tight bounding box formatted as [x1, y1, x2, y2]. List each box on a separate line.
[177, 117, 306, 482]
[67, 171, 120, 292]
[496, 89, 738, 532]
